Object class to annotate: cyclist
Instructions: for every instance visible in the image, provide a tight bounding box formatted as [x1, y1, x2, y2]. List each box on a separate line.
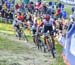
[31, 19, 39, 47]
[31, 20, 38, 35]
[13, 17, 22, 37]
[31, 14, 42, 35]
[39, 14, 56, 53]
[31, 14, 43, 44]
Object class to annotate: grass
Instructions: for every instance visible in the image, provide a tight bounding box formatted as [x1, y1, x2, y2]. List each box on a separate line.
[46, 0, 58, 2]
[0, 36, 31, 54]
[0, 0, 70, 63]
[0, 23, 32, 35]
[65, 7, 71, 16]
[0, 33, 65, 65]
[0, 23, 33, 42]
[0, 23, 13, 31]
[55, 44, 65, 65]
[0, 22, 65, 65]
[49, 40, 65, 65]
[0, 0, 67, 65]
[0, 36, 33, 65]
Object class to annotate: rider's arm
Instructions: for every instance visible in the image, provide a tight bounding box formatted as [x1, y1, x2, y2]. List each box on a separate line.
[12, 20, 16, 27]
[39, 19, 45, 27]
[39, 22, 44, 27]
[50, 18, 55, 26]
[53, 20, 56, 26]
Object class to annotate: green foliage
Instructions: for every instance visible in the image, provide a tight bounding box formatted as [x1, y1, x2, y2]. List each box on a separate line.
[64, 6, 71, 16]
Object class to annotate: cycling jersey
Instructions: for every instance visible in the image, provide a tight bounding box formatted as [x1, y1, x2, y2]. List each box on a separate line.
[13, 19, 22, 29]
[31, 21, 38, 29]
[43, 18, 54, 26]
[39, 17, 54, 35]
[37, 17, 42, 26]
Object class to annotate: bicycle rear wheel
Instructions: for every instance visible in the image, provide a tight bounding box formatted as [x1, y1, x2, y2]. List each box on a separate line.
[48, 38, 56, 58]
[22, 32, 28, 41]
[17, 29, 22, 40]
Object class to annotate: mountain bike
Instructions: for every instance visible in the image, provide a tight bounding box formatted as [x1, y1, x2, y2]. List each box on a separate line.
[17, 28, 28, 41]
[32, 33, 46, 52]
[44, 32, 56, 58]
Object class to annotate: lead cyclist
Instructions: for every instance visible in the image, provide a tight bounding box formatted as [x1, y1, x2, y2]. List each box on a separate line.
[39, 14, 56, 53]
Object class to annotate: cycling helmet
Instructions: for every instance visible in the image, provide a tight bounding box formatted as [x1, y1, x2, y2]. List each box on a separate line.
[45, 15, 50, 21]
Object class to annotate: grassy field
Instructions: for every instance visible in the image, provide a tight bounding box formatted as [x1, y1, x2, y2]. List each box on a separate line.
[0, 36, 30, 54]
[0, 0, 72, 65]
[0, 0, 71, 65]
[0, 22, 65, 65]
[0, 23, 33, 42]
[0, 32, 65, 65]
[0, 34, 33, 65]
[0, 23, 31, 35]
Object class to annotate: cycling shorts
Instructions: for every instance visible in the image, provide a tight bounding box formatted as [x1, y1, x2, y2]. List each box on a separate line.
[44, 25, 53, 35]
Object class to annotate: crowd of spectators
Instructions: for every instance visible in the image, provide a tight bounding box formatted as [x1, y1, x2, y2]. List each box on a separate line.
[0, 0, 14, 23]
[0, 1, 75, 24]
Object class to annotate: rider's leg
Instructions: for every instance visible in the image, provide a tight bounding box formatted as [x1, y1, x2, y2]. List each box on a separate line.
[44, 36, 47, 52]
[44, 26, 48, 45]
[50, 31, 56, 57]
[49, 26, 56, 50]
[14, 27, 18, 37]
[32, 29, 36, 43]
[43, 26, 48, 52]
[51, 35, 55, 50]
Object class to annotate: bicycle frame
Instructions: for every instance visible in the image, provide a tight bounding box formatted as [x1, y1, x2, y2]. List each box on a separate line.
[33, 33, 44, 50]
[44, 34, 56, 58]
[16, 28, 28, 41]
[45, 35, 51, 50]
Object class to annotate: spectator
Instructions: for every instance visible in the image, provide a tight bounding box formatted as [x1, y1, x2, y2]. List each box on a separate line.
[2, 0, 4, 5]
[47, 6, 53, 15]
[2, 3, 7, 10]
[15, 3, 20, 12]
[58, 2, 62, 8]
[6, 1, 11, 9]
[0, 5, 2, 10]
[15, 3, 20, 10]
[71, 7, 75, 13]
[49, 1, 52, 6]
[20, 3, 25, 13]
[1, 9, 6, 17]
[17, 12, 24, 22]
[43, 5, 47, 14]
[61, 4, 64, 11]
[8, 10, 13, 23]
[62, 10, 67, 19]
